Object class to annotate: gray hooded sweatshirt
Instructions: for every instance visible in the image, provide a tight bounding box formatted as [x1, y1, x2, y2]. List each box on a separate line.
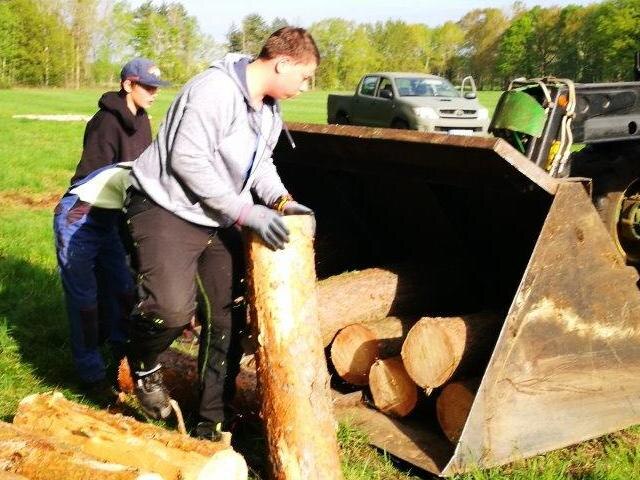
[131, 53, 289, 228]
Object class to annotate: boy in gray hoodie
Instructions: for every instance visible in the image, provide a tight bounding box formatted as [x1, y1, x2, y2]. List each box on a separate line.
[124, 27, 319, 439]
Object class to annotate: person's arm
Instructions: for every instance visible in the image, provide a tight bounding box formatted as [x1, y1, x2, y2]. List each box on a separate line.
[170, 81, 248, 227]
[251, 156, 289, 208]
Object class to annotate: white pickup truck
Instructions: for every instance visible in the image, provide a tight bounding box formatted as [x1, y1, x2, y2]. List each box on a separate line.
[327, 72, 490, 135]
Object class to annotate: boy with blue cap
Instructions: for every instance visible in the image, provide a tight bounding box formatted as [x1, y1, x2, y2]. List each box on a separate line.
[54, 58, 168, 391]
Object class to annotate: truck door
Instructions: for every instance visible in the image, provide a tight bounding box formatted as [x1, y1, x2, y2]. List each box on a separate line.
[351, 75, 379, 125]
[370, 77, 396, 127]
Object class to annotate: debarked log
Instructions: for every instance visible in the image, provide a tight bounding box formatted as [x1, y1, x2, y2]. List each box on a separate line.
[330, 316, 417, 386]
[13, 392, 247, 480]
[318, 267, 430, 347]
[0, 421, 161, 480]
[401, 313, 502, 390]
[246, 215, 343, 480]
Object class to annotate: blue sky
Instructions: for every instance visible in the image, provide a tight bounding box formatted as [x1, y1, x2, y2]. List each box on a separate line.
[130, 0, 597, 42]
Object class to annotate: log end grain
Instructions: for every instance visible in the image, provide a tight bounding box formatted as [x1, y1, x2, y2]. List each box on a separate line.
[435, 379, 479, 443]
[401, 317, 465, 389]
[368, 357, 418, 417]
[330, 323, 379, 386]
[199, 450, 248, 480]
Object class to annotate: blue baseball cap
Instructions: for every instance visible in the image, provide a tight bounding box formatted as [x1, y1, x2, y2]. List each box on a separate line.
[120, 58, 170, 87]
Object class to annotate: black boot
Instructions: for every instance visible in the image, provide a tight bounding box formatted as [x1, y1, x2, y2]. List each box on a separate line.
[133, 366, 172, 419]
[194, 420, 224, 442]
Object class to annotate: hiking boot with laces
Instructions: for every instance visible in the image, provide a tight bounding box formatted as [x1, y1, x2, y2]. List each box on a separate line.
[134, 367, 172, 419]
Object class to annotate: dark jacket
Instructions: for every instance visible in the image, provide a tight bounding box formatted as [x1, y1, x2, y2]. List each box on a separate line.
[70, 91, 152, 184]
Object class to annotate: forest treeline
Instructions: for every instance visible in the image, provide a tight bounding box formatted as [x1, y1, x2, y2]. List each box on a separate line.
[1, 0, 639, 90]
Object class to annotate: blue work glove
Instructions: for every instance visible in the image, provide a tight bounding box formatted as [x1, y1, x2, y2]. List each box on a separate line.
[239, 205, 290, 250]
[282, 200, 314, 216]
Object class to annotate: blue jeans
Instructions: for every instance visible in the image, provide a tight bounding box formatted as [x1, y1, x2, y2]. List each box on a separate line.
[53, 194, 134, 383]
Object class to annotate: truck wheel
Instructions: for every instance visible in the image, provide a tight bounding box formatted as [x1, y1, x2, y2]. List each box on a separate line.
[391, 119, 410, 130]
[335, 112, 350, 125]
[570, 143, 640, 266]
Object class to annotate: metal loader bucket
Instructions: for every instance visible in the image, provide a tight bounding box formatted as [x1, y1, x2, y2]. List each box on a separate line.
[273, 123, 640, 475]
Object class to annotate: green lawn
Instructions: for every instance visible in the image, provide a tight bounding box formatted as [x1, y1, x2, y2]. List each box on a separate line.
[1, 87, 638, 479]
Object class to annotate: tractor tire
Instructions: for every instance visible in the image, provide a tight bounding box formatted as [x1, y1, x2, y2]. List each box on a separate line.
[570, 142, 640, 267]
[335, 112, 350, 125]
[391, 119, 410, 130]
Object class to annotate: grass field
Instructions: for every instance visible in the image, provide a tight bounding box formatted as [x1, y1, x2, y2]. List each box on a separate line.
[1, 87, 638, 479]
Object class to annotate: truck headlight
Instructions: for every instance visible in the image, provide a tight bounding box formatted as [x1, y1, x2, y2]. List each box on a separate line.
[413, 107, 439, 120]
[477, 107, 489, 120]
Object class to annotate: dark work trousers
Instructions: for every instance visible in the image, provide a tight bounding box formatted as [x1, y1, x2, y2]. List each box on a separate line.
[124, 190, 245, 424]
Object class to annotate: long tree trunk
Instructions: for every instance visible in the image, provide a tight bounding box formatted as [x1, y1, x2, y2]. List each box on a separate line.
[0, 421, 161, 480]
[401, 313, 502, 389]
[13, 392, 246, 480]
[368, 356, 418, 417]
[246, 215, 343, 480]
[436, 378, 480, 443]
[330, 316, 417, 385]
[318, 267, 427, 346]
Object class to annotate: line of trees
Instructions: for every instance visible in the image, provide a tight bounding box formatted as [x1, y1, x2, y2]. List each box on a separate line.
[304, 0, 640, 90]
[1, 0, 639, 89]
[0, 0, 221, 88]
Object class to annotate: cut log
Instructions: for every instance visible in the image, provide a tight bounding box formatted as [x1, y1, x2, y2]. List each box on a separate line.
[368, 357, 418, 417]
[318, 267, 429, 346]
[401, 313, 502, 389]
[234, 353, 259, 416]
[13, 392, 247, 480]
[246, 215, 343, 480]
[0, 421, 162, 480]
[436, 379, 480, 443]
[120, 350, 257, 418]
[330, 316, 417, 385]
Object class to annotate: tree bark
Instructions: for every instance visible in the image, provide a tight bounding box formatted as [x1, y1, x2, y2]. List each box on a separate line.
[401, 313, 502, 389]
[13, 392, 247, 480]
[436, 379, 480, 443]
[318, 267, 427, 346]
[246, 215, 343, 480]
[368, 357, 418, 417]
[0, 421, 161, 480]
[330, 316, 417, 385]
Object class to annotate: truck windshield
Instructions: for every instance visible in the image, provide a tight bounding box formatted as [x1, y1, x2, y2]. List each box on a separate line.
[395, 77, 460, 98]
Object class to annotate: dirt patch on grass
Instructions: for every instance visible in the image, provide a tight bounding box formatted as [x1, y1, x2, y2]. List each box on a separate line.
[0, 191, 61, 210]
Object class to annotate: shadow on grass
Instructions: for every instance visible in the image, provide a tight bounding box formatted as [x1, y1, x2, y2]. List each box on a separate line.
[0, 255, 125, 418]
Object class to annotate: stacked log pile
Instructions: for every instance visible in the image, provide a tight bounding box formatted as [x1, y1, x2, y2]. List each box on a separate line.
[1, 392, 247, 480]
[316, 268, 502, 440]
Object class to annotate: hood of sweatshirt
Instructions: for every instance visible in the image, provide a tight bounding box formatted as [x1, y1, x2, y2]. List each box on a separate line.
[98, 91, 145, 133]
[212, 54, 260, 110]
[211, 53, 296, 148]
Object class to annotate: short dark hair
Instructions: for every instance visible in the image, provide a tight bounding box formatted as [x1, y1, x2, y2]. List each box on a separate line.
[258, 27, 320, 65]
